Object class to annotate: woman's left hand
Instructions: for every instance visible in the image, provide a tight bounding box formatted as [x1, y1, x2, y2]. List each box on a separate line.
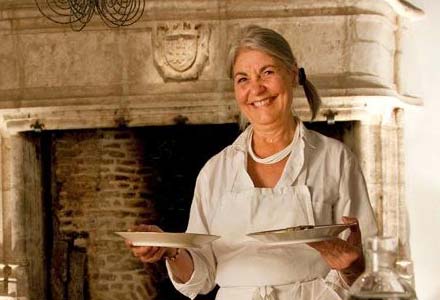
[307, 216, 364, 284]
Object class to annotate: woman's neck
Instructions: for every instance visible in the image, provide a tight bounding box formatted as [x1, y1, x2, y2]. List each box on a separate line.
[251, 117, 297, 157]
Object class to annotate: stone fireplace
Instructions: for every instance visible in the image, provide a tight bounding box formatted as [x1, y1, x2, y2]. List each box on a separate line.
[0, 0, 423, 299]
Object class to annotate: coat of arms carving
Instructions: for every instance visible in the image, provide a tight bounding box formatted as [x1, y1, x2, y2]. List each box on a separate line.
[153, 22, 210, 81]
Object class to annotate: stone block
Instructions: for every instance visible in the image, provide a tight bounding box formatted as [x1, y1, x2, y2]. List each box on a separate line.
[19, 31, 123, 88]
[354, 15, 395, 52]
[349, 42, 394, 87]
[0, 19, 11, 31]
[0, 33, 19, 90]
[279, 17, 347, 75]
[121, 274, 133, 281]
[120, 30, 162, 84]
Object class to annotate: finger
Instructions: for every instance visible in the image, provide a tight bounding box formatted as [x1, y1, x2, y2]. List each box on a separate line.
[130, 224, 162, 232]
[150, 247, 167, 261]
[307, 240, 327, 249]
[308, 238, 360, 270]
[342, 216, 362, 247]
[140, 248, 166, 263]
[127, 224, 162, 233]
[124, 239, 133, 248]
[140, 254, 160, 263]
[146, 246, 162, 257]
[132, 246, 155, 257]
[307, 239, 336, 252]
[342, 216, 358, 228]
[141, 246, 166, 260]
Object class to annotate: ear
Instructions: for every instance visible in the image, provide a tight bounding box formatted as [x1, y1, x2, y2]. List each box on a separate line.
[290, 68, 298, 86]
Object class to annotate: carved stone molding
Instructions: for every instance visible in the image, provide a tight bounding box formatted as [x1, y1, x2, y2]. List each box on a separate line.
[152, 22, 210, 81]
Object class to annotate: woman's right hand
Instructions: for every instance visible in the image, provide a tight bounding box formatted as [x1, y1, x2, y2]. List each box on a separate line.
[125, 224, 176, 263]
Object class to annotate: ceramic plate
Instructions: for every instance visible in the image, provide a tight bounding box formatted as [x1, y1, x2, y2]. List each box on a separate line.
[246, 224, 351, 245]
[115, 232, 220, 248]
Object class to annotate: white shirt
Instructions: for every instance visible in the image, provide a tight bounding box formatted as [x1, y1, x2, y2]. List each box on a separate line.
[166, 120, 378, 300]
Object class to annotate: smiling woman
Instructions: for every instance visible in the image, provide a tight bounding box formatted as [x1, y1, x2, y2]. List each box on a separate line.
[127, 25, 378, 300]
[232, 49, 295, 132]
[227, 25, 321, 128]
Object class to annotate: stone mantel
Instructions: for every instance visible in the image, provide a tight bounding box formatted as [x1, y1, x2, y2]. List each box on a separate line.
[0, 0, 422, 135]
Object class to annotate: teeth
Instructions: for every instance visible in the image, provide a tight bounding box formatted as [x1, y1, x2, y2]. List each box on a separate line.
[253, 99, 271, 107]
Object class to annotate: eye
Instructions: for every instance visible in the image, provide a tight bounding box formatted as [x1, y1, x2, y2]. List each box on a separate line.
[262, 68, 275, 77]
[236, 77, 248, 84]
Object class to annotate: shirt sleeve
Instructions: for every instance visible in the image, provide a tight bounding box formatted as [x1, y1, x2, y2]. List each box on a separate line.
[325, 149, 378, 297]
[165, 170, 217, 299]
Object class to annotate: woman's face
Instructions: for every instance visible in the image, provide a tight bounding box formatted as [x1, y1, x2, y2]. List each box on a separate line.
[233, 48, 296, 128]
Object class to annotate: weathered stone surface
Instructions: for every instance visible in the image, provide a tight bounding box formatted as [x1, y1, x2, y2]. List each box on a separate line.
[0, 33, 19, 89]
[349, 15, 396, 87]
[273, 17, 347, 76]
[19, 31, 123, 88]
[351, 111, 410, 258]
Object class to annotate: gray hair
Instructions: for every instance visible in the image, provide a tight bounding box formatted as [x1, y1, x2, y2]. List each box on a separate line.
[227, 25, 321, 124]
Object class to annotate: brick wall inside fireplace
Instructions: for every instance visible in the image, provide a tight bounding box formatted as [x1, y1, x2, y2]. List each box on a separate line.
[44, 124, 240, 300]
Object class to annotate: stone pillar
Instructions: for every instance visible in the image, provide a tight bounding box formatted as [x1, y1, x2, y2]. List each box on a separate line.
[351, 116, 384, 234]
[353, 108, 413, 277]
[1, 134, 28, 298]
[0, 133, 46, 300]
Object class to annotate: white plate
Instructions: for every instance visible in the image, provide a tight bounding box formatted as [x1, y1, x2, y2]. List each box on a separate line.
[115, 232, 220, 248]
[246, 224, 351, 245]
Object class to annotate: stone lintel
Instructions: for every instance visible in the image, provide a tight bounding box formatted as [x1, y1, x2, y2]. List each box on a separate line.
[0, 94, 415, 135]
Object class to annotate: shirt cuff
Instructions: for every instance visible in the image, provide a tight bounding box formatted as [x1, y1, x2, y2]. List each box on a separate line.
[165, 249, 207, 300]
[336, 270, 351, 289]
[325, 269, 350, 299]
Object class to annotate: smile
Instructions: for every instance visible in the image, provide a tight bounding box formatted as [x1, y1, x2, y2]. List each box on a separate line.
[251, 97, 275, 107]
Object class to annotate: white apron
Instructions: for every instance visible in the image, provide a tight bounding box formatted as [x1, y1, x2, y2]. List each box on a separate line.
[209, 159, 342, 300]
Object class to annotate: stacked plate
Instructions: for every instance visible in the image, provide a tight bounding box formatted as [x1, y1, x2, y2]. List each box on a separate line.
[115, 232, 220, 248]
[246, 224, 351, 245]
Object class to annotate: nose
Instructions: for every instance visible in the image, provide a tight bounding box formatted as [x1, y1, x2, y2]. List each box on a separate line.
[249, 77, 266, 96]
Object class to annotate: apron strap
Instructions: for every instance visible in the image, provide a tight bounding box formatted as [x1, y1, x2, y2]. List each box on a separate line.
[295, 149, 309, 186]
[296, 167, 307, 186]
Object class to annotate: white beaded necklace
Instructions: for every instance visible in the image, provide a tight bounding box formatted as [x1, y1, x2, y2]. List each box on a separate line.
[247, 128, 296, 164]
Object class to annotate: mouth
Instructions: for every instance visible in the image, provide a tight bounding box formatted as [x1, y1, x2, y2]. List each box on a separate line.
[250, 96, 276, 108]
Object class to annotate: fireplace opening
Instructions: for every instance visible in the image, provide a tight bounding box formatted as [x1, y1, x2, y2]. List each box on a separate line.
[27, 121, 354, 300]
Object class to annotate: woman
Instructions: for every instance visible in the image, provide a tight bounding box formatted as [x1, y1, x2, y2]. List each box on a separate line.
[128, 25, 377, 300]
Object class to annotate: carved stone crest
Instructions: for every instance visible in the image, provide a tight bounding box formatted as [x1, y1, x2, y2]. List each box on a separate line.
[153, 22, 210, 81]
